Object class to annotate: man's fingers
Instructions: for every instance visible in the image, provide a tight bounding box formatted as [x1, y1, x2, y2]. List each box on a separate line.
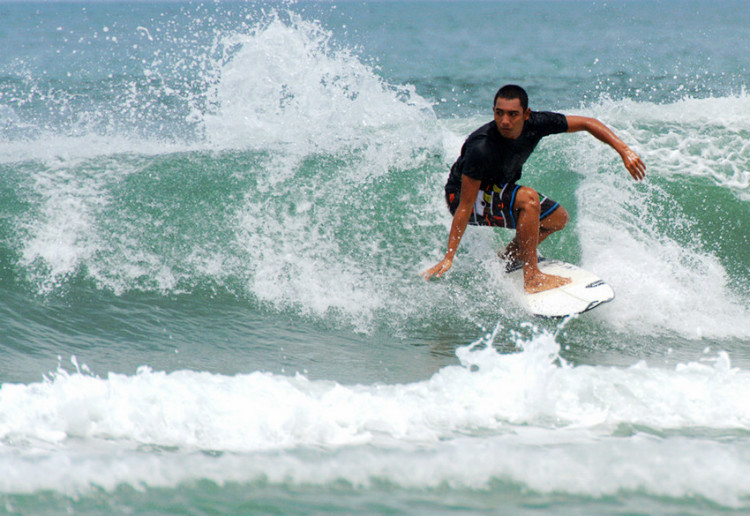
[633, 159, 646, 180]
[421, 259, 451, 281]
[623, 150, 646, 181]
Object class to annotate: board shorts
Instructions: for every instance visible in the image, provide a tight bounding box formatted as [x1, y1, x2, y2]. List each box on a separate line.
[445, 183, 560, 229]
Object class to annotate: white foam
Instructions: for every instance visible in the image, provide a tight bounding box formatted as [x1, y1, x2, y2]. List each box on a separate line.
[0, 134, 193, 166]
[589, 93, 750, 200]
[1, 430, 748, 507]
[203, 12, 437, 161]
[1, 333, 747, 452]
[579, 209, 750, 340]
[18, 162, 109, 293]
[0, 334, 748, 505]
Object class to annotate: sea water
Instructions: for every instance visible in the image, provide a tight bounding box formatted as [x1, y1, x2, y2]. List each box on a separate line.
[1, 1, 749, 515]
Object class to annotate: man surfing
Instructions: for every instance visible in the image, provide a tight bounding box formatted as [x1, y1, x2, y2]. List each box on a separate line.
[422, 84, 646, 293]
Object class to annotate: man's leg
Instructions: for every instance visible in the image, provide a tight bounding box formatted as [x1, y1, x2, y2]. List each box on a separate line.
[508, 187, 571, 293]
[501, 201, 569, 262]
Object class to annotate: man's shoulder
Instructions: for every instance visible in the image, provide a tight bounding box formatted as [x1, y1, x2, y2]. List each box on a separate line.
[528, 110, 566, 121]
[467, 120, 497, 139]
[462, 121, 500, 156]
[527, 110, 568, 133]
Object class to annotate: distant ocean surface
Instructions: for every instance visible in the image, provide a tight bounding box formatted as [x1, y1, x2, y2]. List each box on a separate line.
[1, 1, 749, 515]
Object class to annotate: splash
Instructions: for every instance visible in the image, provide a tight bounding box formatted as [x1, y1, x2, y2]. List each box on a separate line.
[588, 93, 750, 200]
[3, 10, 442, 315]
[202, 11, 436, 157]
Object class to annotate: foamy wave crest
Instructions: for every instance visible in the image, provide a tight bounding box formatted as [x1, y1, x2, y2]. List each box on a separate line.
[576, 174, 750, 339]
[3, 10, 443, 314]
[1, 433, 748, 508]
[194, 13, 444, 327]
[2, 331, 747, 452]
[592, 93, 750, 199]
[1, 331, 748, 505]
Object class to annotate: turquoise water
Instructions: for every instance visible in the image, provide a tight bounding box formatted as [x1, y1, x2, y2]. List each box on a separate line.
[1, 1, 749, 515]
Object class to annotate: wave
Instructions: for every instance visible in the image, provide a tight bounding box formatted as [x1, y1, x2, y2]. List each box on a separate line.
[2, 6, 749, 511]
[1, 435, 747, 508]
[5, 330, 747, 449]
[587, 94, 750, 199]
[1, 330, 748, 505]
[561, 94, 750, 339]
[1, 10, 748, 340]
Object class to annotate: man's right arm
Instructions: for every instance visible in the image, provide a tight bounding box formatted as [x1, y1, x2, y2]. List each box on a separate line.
[421, 175, 482, 280]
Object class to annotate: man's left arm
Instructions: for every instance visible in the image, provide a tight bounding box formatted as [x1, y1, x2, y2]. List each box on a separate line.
[566, 115, 646, 181]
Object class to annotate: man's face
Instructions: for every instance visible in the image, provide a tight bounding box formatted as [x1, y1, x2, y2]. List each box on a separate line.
[493, 97, 530, 140]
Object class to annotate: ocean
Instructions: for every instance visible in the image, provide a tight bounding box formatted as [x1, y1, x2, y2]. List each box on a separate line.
[1, 1, 749, 514]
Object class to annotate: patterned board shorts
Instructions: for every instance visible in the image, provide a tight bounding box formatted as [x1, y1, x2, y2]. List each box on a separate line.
[445, 183, 560, 229]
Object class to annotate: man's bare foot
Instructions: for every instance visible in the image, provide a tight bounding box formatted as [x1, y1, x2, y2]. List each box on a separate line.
[500, 245, 546, 273]
[499, 247, 522, 273]
[524, 270, 571, 294]
[498, 240, 520, 264]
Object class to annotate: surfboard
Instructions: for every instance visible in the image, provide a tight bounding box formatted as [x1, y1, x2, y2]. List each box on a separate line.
[506, 258, 615, 317]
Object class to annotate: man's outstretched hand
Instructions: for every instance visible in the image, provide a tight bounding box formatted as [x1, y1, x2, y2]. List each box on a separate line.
[621, 147, 646, 181]
[421, 257, 453, 281]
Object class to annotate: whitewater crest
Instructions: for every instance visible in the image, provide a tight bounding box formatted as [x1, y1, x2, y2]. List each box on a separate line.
[1, 329, 748, 506]
[2, 328, 747, 452]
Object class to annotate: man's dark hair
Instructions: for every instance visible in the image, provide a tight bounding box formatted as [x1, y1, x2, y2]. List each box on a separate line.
[494, 84, 529, 111]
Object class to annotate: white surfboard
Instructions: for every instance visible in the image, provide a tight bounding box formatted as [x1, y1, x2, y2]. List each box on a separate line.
[506, 258, 615, 317]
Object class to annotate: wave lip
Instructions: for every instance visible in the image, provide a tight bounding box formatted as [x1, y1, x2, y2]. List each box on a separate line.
[1, 332, 747, 452]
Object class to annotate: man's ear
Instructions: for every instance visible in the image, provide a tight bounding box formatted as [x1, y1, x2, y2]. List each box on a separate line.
[523, 108, 531, 120]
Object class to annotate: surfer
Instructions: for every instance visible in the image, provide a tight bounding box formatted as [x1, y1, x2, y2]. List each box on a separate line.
[422, 84, 646, 293]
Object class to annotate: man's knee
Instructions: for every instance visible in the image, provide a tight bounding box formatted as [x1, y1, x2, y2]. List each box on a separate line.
[544, 206, 569, 231]
[515, 187, 541, 213]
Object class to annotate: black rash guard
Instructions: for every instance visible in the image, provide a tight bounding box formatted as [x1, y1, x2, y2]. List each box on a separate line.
[445, 111, 568, 195]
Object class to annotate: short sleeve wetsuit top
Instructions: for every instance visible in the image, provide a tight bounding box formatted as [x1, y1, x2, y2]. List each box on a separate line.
[444, 111, 568, 228]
